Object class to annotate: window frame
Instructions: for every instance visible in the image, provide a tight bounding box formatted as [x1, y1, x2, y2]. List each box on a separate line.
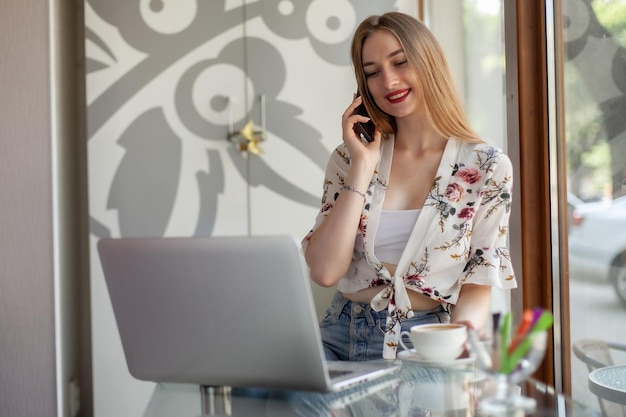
[505, 0, 571, 394]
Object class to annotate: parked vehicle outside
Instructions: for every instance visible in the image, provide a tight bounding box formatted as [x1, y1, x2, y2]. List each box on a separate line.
[568, 195, 626, 308]
[567, 192, 584, 232]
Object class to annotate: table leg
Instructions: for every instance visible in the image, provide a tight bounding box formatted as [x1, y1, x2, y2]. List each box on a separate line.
[200, 386, 232, 416]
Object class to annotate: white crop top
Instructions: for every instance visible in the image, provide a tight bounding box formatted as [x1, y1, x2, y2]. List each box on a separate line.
[374, 209, 421, 265]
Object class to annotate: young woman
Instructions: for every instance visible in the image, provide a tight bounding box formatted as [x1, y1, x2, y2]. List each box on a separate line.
[302, 12, 517, 361]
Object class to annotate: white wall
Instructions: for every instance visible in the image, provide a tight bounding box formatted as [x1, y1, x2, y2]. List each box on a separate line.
[0, 0, 57, 408]
[85, 2, 418, 416]
[0, 1, 88, 416]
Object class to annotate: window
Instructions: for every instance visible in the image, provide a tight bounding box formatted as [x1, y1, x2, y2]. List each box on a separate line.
[562, 0, 626, 412]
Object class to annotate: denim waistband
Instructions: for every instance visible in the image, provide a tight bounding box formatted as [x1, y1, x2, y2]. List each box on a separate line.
[329, 290, 447, 323]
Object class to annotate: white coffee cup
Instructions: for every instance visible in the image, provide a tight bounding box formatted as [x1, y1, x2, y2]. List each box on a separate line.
[399, 323, 467, 361]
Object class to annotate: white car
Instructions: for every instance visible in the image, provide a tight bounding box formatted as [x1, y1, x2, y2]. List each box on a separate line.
[567, 192, 584, 232]
[568, 195, 626, 308]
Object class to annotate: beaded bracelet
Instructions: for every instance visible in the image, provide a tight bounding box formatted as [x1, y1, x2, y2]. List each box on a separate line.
[341, 184, 366, 199]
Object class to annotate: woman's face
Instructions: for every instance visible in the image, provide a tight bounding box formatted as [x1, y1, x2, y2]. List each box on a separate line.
[361, 30, 420, 120]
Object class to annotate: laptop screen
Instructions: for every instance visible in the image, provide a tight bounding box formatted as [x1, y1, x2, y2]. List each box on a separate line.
[98, 235, 336, 391]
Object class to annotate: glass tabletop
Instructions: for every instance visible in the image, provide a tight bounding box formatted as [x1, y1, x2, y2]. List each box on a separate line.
[142, 361, 599, 417]
[588, 365, 626, 406]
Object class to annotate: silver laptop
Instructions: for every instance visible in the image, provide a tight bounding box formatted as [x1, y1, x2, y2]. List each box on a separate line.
[97, 235, 401, 392]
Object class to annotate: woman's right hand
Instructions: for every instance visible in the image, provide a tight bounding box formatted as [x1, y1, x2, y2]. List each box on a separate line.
[341, 95, 382, 173]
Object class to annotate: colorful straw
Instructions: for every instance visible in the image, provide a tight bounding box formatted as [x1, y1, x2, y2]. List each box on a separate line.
[497, 308, 554, 375]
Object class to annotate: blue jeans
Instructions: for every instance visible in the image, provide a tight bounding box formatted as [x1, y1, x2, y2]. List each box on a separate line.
[319, 291, 449, 361]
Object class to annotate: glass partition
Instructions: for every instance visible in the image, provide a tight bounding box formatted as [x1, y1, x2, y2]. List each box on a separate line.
[562, 0, 626, 413]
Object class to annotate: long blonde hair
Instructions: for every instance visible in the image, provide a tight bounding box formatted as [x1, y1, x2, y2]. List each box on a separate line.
[351, 12, 482, 143]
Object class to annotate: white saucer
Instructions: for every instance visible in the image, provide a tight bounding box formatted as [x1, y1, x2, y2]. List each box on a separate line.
[397, 349, 476, 368]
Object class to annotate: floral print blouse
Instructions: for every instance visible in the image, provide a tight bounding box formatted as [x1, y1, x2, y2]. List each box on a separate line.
[302, 137, 517, 359]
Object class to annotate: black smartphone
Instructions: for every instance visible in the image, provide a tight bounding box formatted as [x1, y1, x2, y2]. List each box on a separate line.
[353, 93, 375, 142]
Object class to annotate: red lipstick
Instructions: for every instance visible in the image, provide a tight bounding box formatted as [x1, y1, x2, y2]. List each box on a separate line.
[385, 89, 410, 104]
